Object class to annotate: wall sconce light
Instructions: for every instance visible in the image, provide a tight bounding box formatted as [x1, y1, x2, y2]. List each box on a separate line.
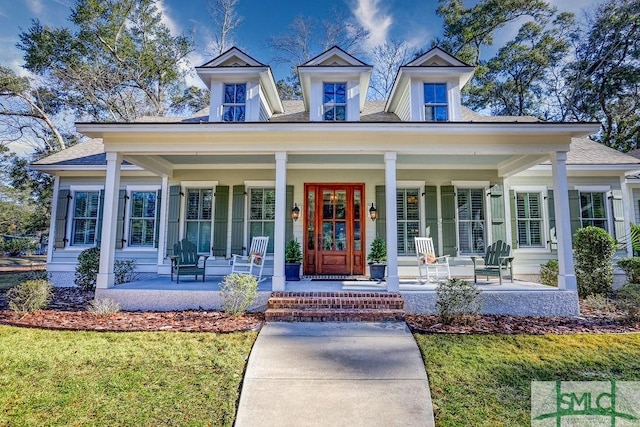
[369, 203, 377, 221]
[291, 203, 300, 222]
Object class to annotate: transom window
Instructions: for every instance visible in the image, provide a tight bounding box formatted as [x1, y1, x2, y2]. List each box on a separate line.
[457, 188, 486, 255]
[580, 192, 607, 229]
[323, 82, 346, 121]
[185, 189, 213, 253]
[129, 191, 157, 247]
[72, 191, 101, 245]
[515, 192, 543, 247]
[424, 83, 448, 122]
[249, 188, 275, 253]
[397, 189, 420, 255]
[223, 83, 246, 122]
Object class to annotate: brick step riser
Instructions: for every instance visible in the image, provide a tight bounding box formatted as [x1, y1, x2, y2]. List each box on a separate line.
[268, 303, 405, 310]
[271, 292, 402, 298]
[265, 312, 405, 322]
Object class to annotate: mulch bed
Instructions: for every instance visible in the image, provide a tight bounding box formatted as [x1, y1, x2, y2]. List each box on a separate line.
[0, 287, 637, 334]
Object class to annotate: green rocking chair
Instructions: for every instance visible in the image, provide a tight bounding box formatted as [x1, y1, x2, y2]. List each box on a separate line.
[170, 239, 209, 283]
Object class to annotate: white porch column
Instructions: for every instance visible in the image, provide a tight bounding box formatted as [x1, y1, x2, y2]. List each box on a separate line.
[620, 174, 634, 256]
[272, 152, 287, 291]
[551, 151, 576, 291]
[385, 152, 399, 292]
[97, 152, 122, 289]
[157, 175, 169, 266]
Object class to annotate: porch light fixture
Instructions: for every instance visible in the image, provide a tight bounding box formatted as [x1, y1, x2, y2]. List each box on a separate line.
[291, 203, 300, 222]
[369, 203, 377, 221]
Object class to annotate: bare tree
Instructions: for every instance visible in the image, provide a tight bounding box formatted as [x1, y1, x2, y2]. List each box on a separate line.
[208, 0, 243, 56]
[369, 40, 412, 100]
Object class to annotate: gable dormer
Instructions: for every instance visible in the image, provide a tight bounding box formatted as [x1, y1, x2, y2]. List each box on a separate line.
[196, 47, 283, 122]
[298, 46, 373, 122]
[385, 47, 475, 122]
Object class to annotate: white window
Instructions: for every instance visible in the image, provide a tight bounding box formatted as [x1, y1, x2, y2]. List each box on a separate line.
[397, 189, 420, 255]
[223, 83, 246, 122]
[457, 188, 486, 255]
[128, 191, 157, 247]
[248, 188, 275, 253]
[184, 188, 213, 253]
[580, 192, 608, 229]
[515, 192, 544, 248]
[323, 82, 347, 121]
[424, 83, 448, 122]
[71, 190, 101, 246]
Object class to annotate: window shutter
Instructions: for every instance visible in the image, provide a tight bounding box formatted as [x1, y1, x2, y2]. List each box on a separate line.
[489, 184, 506, 242]
[424, 185, 438, 251]
[96, 189, 106, 246]
[115, 190, 127, 249]
[610, 189, 625, 247]
[509, 190, 518, 249]
[441, 185, 457, 257]
[154, 189, 162, 248]
[231, 185, 245, 255]
[375, 185, 386, 239]
[546, 190, 557, 251]
[54, 189, 71, 249]
[213, 186, 229, 257]
[568, 189, 581, 239]
[167, 185, 181, 256]
[286, 185, 294, 243]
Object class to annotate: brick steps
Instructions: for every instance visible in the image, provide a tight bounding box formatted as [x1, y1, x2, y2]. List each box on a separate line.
[265, 292, 405, 322]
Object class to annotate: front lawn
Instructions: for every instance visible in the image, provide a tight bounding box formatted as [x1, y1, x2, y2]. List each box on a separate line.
[0, 326, 256, 426]
[416, 333, 640, 426]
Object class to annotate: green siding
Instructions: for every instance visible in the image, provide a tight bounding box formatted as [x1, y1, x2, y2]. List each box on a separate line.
[166, 185, 181, 257]
[569, 189, 581, 238]
[610, 189, 626, 247]
[213, 186, 229, 257]
[115, 190, 127, 249]
[54, 189, 71, 249]
[424, 185, 438, 251]
[231, 185, 245, 254]
[441, 185, 457, 257]
[375, 185, 386, 239]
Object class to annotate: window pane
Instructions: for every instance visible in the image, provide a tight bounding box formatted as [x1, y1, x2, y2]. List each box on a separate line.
[435, 84, 447, 103]
[434, 106, 448, 121]
[335, 106, 346, 121]
[224, 84, 235, 103]
[323, 107, 335, 121]
[335, 83, 346, 103]
[236, 106, 245, 122]
[323, 83, 334, 103]
[236, 84, 246, 103]
[198, 222, 211, 253]
[424, 84, 436, 104]
[424, 106, 434, 122]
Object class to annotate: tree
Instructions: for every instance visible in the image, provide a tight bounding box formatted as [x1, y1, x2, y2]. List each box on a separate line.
[560, 0, 640, 151]
[369, 40, 412, 100]
[18, 0, 193, 122]
[465, 14, 574, 117]
[207, 0, 242, 56]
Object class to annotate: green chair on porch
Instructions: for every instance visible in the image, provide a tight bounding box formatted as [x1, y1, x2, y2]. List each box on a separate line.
[470, 240, 514, 285]
[170, 239, 209, 283]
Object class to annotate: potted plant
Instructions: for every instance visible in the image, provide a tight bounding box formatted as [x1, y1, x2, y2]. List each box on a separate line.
[285, 239, 303, 281]
[367, 236, 387, 281]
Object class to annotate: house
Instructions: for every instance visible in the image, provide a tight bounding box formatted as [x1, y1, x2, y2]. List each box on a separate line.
[31, 46, 640, 314]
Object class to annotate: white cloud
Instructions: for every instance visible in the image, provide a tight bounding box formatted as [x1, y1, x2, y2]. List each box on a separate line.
[156, 0, 181, 36]
[24, 0, 44, 16]
[352, 0, 393, 49]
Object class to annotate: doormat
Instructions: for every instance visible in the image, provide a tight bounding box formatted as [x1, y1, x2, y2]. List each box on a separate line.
[307, 275, 370, 281]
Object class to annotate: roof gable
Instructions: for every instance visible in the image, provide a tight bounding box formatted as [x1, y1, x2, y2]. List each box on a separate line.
[302, 46, 368, 67]
[406, 46, 472, 67]
[199, 47, 265, 68]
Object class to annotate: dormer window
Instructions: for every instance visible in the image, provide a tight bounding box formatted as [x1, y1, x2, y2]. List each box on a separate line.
[223, 83, 246, 122]
[323, 82, 347, 121]
[424, 83, 448, 122]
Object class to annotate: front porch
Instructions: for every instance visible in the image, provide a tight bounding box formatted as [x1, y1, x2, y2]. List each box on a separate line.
[96, 274, 578, 317]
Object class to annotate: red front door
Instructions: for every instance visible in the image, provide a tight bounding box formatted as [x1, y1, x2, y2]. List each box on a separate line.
[304, 184, 365, 275]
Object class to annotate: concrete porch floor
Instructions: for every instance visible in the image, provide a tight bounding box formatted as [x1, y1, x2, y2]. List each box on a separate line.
[98, 274, 579, 317]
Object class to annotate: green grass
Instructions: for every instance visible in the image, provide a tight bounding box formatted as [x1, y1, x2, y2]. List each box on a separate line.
[415, 334, 640, 427]
[0, 326, 257, 426]
[0, 272, 47, 289]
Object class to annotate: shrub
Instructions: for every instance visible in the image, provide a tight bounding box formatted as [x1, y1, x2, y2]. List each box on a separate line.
[2, 237, 39, 256]
[540, 259, 559, 287]
[285, 240, 303, 263]
[436, 278, 482, 325]
[574, 226, 617, 297]
[582, 294, 616, 313]
[220, 273, 258, 316]
[87, 298, 121, 317]
[631, 223, 640, 256]
[6, 279, 53, 316]
[114, 260, 137, 284]
[617, 257, 640, 284]
[367, 237, 387, 264]
[75, 247, 101, 290]
[616, 283, 640, 322]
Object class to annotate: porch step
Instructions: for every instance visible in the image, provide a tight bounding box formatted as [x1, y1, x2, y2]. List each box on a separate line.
[265, 292, 405, 322]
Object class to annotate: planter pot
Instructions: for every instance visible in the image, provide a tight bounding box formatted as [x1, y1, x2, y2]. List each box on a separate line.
[369, 263, 386, 281]
[285, 262, 301, 281]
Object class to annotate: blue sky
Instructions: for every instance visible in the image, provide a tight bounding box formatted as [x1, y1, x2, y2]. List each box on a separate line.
[1, 0, 600, 85]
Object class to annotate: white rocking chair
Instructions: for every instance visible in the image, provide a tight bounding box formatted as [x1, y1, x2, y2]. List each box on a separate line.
[231, 236, 269, 282]
[415, 237, 451, 283]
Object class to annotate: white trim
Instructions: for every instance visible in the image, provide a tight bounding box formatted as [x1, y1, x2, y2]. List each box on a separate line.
[453, 183, 491, 256]
[245, 180, 276, 187]
[69, 185, 104, 192]
[157, 176, 169, 264]
[451, 180, 490, 188]
[67, 185, 105, 248]
[179, 181, 219, 255]
[123, 185, 161, 250]
[245, 185, 277, 256]
[573, 185, 611, 192]
[510, 185, 548, 192]
[47, 176, 60, 263]
[180, 180, 219, 188]
[511, 189, 549, 250]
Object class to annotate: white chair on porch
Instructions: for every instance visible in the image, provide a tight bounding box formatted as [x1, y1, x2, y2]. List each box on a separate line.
[415, 237, 451, 283]
[231, 236, 269, 282]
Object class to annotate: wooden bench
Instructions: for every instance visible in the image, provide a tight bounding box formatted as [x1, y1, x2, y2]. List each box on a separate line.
[470, 240, 514, 285]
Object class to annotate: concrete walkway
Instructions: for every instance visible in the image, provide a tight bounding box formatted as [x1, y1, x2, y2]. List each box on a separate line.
[235, 322, 435, 427]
